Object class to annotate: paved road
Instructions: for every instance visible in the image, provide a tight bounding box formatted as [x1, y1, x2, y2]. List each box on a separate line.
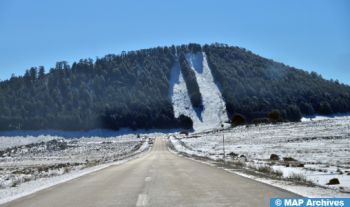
[2, 138, 300, 207]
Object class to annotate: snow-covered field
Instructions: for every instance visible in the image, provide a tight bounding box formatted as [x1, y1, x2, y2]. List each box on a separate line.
[170, 52, 228, 131]
[170, 116, 350, 197]
[0, 134, 150, 204]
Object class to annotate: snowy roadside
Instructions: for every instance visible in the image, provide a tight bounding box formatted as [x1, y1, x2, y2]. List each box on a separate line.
[169, 138, 349, 198]
[0, 136, 151, 205]
[169, 116, 350, 198]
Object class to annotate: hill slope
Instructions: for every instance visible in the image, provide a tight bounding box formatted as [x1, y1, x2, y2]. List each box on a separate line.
[170, 52, 228, 131]
[0, 43, 349, 131]
[204, 44, 350, 121]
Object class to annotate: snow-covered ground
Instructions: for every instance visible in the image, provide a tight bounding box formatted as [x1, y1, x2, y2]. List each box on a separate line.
[0, 128, 181, 138]
[301, 113, 350, 122]
[0, 134, 151, 204]
[170, 116, 350, 197]
[170, 52, 228, 131]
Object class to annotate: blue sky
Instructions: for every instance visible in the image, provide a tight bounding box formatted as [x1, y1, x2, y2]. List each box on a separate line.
[0, 0, 349, 84]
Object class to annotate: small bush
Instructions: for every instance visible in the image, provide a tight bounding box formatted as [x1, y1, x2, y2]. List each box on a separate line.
[270, 154, 280, 161]
[11, 181, 18, 188]
[268, 110, 282, 123]
[232, 160, 246, 167]
[256, 165, 272, 174]
[228, 152, 238, 158]
[283, 157, 297, 162]
[253, 165, 282, 177]
[287, 173, 313, 185]
[327, 178, 340, 185]
[297, 163, 305, 167]
[273, 169, 283, 177]
[231, 113, 246, 126]
[239, 154, 247, 162]
[252, 118, 270, 125]
[336, 169, 343, 175]
[64, 167, 71, 173]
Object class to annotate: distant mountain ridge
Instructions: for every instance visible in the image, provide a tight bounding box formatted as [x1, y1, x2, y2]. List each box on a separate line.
[0, 43, 349, 131]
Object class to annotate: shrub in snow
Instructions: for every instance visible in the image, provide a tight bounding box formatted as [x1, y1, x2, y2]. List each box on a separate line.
[231, 160, 245, 167]
[254, 165, 282, 177]
[256, 165, 272, 174]
[327, 178, 340, 185]
[238, 155, 247, 162]
[252, 118, 270, 125]
[268, 110, 282, 123]
[287, 173, 313, 185]
[231, 113, 246, 126]
[336, 169, 343, 175]
[270, 154, 280, 161]
[297, 163, 304, 168]
[283, 157, 297, 162]
[228, 152, 238, 158]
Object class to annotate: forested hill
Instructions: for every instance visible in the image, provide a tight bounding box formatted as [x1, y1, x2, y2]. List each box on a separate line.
[0, 43, 349, 131]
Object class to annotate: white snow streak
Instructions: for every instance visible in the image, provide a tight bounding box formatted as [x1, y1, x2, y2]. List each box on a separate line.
[169, 60, 202, 129]
[170, 52, 228, 131]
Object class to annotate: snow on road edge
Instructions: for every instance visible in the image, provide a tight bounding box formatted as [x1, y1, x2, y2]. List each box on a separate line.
[0, 141, 150, 205]
[169, 137, 349, 198]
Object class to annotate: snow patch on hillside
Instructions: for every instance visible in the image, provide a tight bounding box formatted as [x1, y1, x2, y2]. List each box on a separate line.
[170, 53, 228, 131]
[169, 60, 202, 129]
[185, 52, 228, 130]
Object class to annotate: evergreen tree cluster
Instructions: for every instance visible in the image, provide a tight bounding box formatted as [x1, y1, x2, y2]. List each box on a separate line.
[0, 47, 192, 130]
[0, 43, 349, 131]
[203, 43, 350, 121]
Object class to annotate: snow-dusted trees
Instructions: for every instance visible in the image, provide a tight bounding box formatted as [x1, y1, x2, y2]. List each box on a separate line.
[0, 46, 193, 130]
[203, 44, 350, 122]
[0, 43, 349, 130]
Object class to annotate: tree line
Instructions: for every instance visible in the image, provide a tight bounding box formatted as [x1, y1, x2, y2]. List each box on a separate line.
[0, 43, 349, 131]
[203, 43, 350, 122]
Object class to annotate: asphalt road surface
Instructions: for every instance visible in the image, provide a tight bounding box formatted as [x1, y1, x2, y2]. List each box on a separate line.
[1, 138, 300, 207]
